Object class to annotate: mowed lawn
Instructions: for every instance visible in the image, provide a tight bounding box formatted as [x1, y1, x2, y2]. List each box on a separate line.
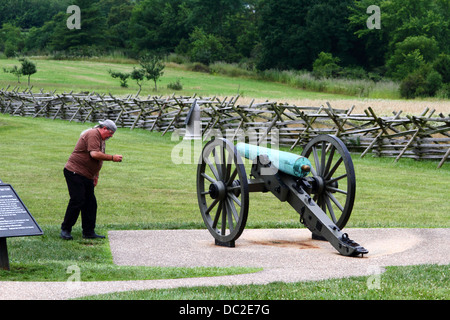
[0, 58, 355, 100]
[0, 115, 448, 230]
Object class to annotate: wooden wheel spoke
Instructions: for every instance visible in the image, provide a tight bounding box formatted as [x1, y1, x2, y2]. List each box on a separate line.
[326, 191, 344, 212]
[221, 200, 227, 235]
[225, 199, 236, 232]
[226, 167, 238, 186]
[212, 201, 222, 229]
[325, 195, 337, 223]
[227, 197, 240, 222]
[312, 146, 320, 175]
[326, 173, 347, 185]
[201, 172, 216, 184]
[323, 146, 335, 177]
[204, 157, 220, 181]
[325, 156, 343, 180]
[229, 193, 241, 207]
[225, 148, 233, 182]
[212, 147, 223, 179]
[320, 141, 326, 176]
[205, 198, 219, 215]
[326, 186, 347, 195]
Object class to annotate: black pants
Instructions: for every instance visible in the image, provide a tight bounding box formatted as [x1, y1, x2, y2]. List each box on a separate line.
[61, 168, 97, 234]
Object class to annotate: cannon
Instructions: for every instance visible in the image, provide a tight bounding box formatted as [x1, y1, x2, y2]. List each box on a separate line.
[196, 134, 368, 257]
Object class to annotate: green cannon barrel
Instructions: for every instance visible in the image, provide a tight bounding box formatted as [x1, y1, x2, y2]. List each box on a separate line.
[236, 143, 311, 178]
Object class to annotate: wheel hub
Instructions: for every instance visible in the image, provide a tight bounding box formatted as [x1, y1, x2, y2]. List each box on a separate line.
[311, 176, 325, 194]
[309, 176, 338, 194]
[209, 181, 226, 200]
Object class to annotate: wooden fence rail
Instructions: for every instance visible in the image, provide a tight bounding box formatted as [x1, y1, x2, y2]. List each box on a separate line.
[1, 88, 449, 168]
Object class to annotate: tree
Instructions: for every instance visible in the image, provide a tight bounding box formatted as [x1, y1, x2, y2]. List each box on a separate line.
[3, 65, 22, 83]
[0, 23, 25, 57]
[386, 36, 439, 80]
[0, 0, 69, 29]
[130, 67, 146, 96]
[304, 0, 364, 67]
[50, 0, 107, 52]
[349, 0, 449, 71]
[139, 55, 165, 91]
[129, 0, 191, 54]
[185, 27, 232, 64]
[256, 0, 360, 70]
[104, 0, 134, 49]
[256, 0, 311, 70]
[187, 0, 244, 37]
[19, 58, 37, 86]
[108, 70, 130, 87]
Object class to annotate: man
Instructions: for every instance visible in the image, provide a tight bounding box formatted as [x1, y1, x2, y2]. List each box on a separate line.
[61, 119, 123, 240]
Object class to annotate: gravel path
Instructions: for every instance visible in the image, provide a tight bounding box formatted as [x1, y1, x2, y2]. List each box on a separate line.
[0, 228, 448, 300]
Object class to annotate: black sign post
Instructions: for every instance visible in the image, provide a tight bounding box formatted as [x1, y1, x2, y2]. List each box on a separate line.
[0, 181, 43, 270]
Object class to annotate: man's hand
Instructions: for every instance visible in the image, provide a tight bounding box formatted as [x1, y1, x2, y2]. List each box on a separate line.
[112, 154, 123, 162]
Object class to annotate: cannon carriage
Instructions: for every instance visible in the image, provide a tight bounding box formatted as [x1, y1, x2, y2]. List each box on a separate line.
[196, 134, 368, 257]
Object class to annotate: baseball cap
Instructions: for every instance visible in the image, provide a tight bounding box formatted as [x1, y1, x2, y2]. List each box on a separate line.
[99, 119, 117, 133]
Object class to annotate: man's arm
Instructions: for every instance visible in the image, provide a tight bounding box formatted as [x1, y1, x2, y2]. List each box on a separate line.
[90, 151, 123, 162]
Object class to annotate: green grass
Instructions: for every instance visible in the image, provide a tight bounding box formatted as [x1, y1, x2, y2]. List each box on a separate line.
[1, 225, 258, 282]
[0, 58, 357, 100]
[83, 264, 449, 300]
[0, 101, 448, 299]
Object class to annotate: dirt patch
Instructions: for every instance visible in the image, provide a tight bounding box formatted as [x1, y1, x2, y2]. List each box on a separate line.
[249, 239, 319, 249]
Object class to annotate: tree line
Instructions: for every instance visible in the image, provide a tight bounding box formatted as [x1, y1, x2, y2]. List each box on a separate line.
[0, 0, 449, 98]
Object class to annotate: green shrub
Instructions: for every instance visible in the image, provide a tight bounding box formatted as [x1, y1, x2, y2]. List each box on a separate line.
[312, 52, 341, 79]
[424, 70, 443, 96]
[167, 79, 183, 90]
[4, 40, 16, 58]
[436, 83, 450, 99]
[400, 72, 425, 99]
[399, 65, 443, 99]
[188, 62, 211, 73]
[337, 66, 368, 80]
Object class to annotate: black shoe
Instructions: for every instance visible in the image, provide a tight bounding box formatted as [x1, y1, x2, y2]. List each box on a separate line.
[82, 232, 105, 239]
[60, 229, 73, 240]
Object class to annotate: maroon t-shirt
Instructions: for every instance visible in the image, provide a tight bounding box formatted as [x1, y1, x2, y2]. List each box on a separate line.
[65, 128, 105, 179]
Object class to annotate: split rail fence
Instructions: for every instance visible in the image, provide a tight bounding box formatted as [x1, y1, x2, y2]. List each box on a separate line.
[1, 87, 449, 168]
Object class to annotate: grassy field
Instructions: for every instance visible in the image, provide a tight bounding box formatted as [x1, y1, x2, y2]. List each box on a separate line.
[0, 58, 351, 100]
[0, 58, 448, 300]
[0, 114, 448, 299]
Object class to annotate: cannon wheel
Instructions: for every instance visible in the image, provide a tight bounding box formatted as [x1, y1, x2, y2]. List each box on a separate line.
[197, 138, 249, 244]
[301, 135, 356, 229]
